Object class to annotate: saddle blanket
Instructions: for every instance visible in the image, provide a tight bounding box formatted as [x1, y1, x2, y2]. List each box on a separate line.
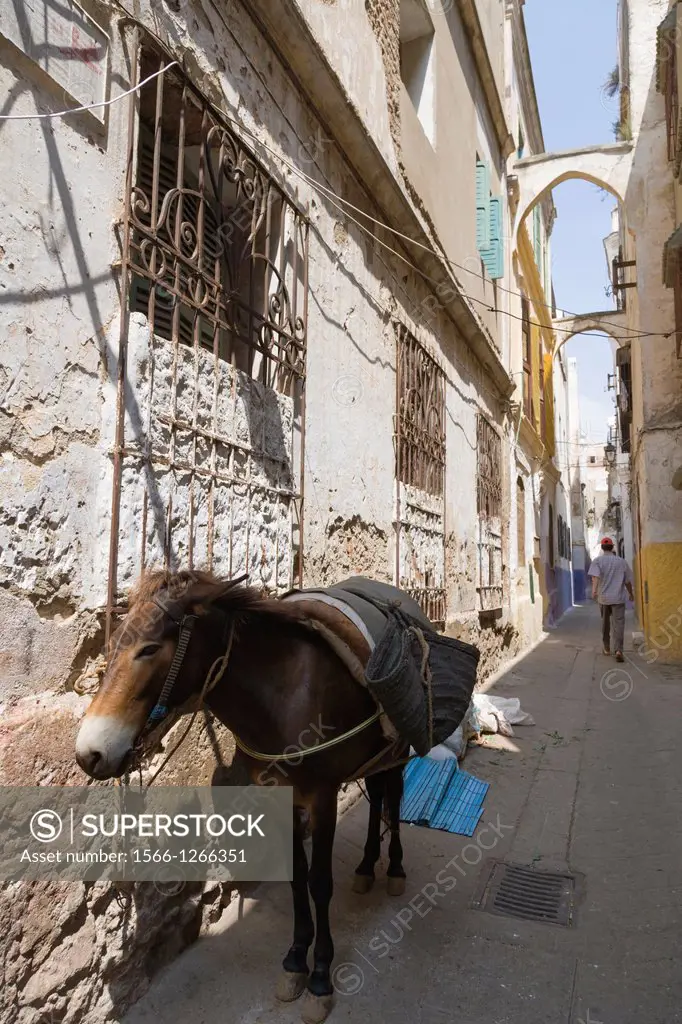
[281, 576, 432, 647]
[281, 577, 480, 758]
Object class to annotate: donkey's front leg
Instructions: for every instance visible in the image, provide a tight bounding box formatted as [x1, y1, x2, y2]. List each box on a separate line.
[301, 787, 337, 1024]
[277, 806, 314, 1003]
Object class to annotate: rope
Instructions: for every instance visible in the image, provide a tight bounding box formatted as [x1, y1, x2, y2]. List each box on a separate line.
[232, 708, 382, 763]
[412, 626, 434, 753]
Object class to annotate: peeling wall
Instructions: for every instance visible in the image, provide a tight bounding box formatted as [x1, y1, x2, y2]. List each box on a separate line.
[0, 0, 525, 1017]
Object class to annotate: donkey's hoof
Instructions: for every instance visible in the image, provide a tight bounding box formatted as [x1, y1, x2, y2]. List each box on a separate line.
[301, 991, 334, 1024]
[386, 875, 406, 896]
[276, 971, 308, 1002]
[352, 873, 375, 894]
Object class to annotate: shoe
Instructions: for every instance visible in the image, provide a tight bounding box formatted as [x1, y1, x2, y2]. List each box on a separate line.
[615, 651, 624, 663]
[602, 646, 611, 655]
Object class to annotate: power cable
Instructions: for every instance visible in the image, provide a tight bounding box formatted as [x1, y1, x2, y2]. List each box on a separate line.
[0, 63, 179, 120]
[2, 18, 669, 346]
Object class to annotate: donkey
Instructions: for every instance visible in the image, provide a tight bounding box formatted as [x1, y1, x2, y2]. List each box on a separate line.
[75, 570, 411, 1024]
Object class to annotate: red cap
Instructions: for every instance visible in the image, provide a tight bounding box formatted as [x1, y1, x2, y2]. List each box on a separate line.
[601, 537, 614, 547]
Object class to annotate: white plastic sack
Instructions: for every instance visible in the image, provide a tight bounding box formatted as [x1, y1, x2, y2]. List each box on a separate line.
[469, 694, 535, 737]
[484, 695, 535, 727]
[410, 694, 534, 761]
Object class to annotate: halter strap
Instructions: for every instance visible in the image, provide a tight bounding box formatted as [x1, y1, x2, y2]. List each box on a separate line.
[146, 612, 198, 724]
[143, 571, 250, 728]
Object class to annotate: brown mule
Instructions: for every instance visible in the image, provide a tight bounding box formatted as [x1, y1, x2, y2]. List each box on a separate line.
[75, 569, 410, 1022]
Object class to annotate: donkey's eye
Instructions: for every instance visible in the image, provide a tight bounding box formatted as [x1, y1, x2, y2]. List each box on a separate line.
[135, 644, 162, 660]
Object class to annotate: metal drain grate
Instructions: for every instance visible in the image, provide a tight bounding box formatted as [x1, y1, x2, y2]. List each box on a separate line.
[473, 860, 577, 927]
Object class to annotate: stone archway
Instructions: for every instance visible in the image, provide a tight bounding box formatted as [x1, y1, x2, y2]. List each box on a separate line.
[553, 311, 629, 356]
[512, 141, 633, 246]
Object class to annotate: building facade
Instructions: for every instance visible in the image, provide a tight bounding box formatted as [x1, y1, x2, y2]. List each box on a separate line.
[0, 0, 571, 1018]
[510, 0, 682, 659]
[505, 0, 558, 637]
[609, 0, 682, 660]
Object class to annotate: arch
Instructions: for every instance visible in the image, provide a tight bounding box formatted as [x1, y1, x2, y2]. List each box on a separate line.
[512, 142, 633, 247]
[553, 311, 629, 357]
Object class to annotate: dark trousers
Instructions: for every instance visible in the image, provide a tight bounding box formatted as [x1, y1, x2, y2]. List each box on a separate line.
[601, 603, 625, 652]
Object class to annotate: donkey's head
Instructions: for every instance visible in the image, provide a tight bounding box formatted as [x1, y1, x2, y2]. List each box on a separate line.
[75, 569, 256, 779]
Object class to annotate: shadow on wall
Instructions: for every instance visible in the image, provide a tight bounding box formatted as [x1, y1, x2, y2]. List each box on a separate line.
[543, 565, 574, 626]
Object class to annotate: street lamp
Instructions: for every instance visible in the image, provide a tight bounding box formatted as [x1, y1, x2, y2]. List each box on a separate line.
[604, 443, 616, 467]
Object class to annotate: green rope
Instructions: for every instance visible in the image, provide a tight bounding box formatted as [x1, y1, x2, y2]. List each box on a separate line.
[233, 709, 382, 762]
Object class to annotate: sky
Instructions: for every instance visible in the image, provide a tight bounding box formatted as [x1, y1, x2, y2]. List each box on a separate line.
[523, 1, 620, 444]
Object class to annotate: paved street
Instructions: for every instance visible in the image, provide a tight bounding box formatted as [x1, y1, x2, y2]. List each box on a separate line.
[124, 602, 682, 1024]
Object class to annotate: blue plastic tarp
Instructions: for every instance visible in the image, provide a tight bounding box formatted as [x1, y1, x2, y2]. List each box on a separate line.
[400, 756, 489, 837]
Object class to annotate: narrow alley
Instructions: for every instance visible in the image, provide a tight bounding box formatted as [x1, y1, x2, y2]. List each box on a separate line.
[123, 602, 682, 1024]
[2, 1, 682, 1020]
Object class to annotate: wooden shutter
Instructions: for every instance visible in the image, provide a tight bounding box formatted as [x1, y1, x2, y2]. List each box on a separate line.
[130, 131, 221, 349]
[476, 160, 491, 250]
[480, 197, 504, 279]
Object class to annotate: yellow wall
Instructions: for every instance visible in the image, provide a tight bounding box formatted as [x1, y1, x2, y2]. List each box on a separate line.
[637, 543, 682, 663]
[543, 352, 555, 458]
[518, 221, 556, 449]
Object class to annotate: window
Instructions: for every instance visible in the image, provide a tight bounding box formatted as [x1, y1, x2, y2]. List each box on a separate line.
[666, 67, 677, 161]
[128, 47, 306, 390]
[675, 262, 682, 359]
[108, 38, 309, 627]
[538, 338, 546, 441]
[517, 125, 525, 160]
[589, 455, 597, 464]
[396, 327, 446, 495]
[476, 159, 505, 280]
[617, 346, 633, 449]
[400, 0, 436, 145]
[477, 414, 503, 610]
[658, 7, 680, 162]
[548, 502, 555, 569]
[663, 227, 682, 358]
[522, 296, 532, 420]
[516, 476, 526, 568]
[395, 325, 446, 628]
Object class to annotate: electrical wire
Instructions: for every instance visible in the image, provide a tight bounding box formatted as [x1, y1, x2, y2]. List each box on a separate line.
[0, 62, 179, 120]
[211, 107, 668, 342]
[1, 16, 669, 344]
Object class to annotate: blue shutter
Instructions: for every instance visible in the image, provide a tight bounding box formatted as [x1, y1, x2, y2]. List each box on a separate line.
[481, 196, 504, 279]
[476, 160, 491, 250]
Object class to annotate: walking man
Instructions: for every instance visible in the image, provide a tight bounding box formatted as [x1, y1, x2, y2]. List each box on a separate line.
[588, 536, 634, 662]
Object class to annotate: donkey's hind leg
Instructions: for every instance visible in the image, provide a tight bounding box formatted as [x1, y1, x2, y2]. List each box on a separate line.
[352, 772, 384, 893]
[384, 765, 406, 896]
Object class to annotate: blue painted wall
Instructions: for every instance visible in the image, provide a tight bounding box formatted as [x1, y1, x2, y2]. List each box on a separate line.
[544, 564, 574, 626]
[556, 567, 573, 619]
[573, 569, 587, 603]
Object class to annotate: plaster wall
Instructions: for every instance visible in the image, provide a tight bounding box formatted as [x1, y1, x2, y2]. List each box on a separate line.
[622, 0, 682, 657]
[0, 1, 526, 1017]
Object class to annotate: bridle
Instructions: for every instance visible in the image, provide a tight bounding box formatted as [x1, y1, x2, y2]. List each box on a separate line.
[125, 574, 249, 781]
[144, 605, 199, 729]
